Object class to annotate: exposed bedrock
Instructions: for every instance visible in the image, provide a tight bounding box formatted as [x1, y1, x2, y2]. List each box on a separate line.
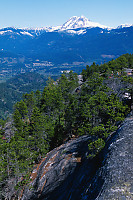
[82, 114, 133, 200]
[21, 114, 133, 200]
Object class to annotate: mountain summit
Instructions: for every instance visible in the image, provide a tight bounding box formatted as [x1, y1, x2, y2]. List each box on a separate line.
[61, 16, 108, 30]
[46, 16, 109, 33]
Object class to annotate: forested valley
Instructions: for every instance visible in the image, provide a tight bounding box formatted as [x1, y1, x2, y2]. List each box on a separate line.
[0, 72, 58, 119]
[0, 53, 133, 199]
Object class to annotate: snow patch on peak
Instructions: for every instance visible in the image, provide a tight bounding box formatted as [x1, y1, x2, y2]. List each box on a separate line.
[20, 31, 33, 37]
[45, 26, 62, 32]
[61, 29, 87, 35]
[117, 24, 133, 29]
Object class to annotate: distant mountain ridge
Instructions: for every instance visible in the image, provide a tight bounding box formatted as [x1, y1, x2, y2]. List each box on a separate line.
[0, 16, 133, 77]
[0, 16, 132, 36]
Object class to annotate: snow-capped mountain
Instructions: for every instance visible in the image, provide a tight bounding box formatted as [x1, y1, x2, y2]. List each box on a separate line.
[0, 27, 33, 37]
[0, 16, 109, 37]
[0, 27, 46, 37]
[0, 15, 132, 70]
[61, 16, 108, 30]
[45, 16, 109, 34]
[0, 16, 132, 37]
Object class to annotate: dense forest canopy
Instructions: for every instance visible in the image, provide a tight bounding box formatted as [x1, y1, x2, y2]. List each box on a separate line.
[0, 53, 133, 199]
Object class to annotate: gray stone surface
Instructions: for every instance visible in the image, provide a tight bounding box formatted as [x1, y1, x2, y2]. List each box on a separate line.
[96, 116, 133, 200]
[81, 115, 133, 200]
[20, 115, 133, 200]
[21, 135, 93, 200]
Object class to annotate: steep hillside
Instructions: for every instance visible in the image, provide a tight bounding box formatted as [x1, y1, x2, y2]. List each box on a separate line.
[0, 54, 132, 200]
[0, 26, 133, 65]
[29, 26, 133, 64]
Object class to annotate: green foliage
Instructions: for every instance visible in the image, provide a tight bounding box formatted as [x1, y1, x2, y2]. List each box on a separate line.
[122, 75, 133, 84]
[82, 53, 133, 81]
[0, 55, 132, 198]
[88, 138, 105, 158]
[14, 100, 28, 119]
[29, 106, 49, 159]
[13, 109, 24, 133]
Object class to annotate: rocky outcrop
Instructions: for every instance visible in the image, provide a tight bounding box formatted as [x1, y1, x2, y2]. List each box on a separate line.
[81, 114, 133, 200]
[20, 114, 133, 200]
[20, 135, 96, 200]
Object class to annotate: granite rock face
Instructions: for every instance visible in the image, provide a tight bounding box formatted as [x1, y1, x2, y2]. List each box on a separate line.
[20, 135, 96, 200]
[20, 114, 133, 200]
[81, 114, 133, 200]
[96, 116, 133, 200]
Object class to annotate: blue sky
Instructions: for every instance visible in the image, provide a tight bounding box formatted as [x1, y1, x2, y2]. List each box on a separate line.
[0, 0, 132, 28]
